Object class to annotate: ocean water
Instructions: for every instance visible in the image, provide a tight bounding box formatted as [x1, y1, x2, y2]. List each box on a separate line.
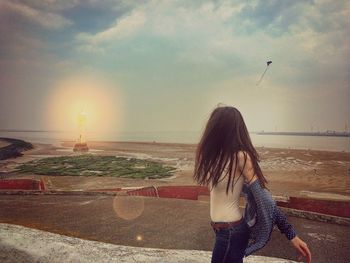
[0, 130, 349, 152]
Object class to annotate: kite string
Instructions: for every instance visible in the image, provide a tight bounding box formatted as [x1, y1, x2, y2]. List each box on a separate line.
[256, 65, 269, 86]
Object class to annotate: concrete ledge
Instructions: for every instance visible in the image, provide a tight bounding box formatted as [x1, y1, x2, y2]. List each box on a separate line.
[0, 223, 297, 263]
[279, 207, 350, 226]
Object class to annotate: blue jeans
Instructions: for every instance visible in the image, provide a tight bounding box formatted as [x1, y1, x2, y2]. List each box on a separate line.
[211, 219, 250, 263]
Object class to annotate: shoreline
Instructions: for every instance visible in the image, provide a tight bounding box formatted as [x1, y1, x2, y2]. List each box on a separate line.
[1, 130, 349, 152]
[255, 131, 350, 137]
[61, 139, 350, 154]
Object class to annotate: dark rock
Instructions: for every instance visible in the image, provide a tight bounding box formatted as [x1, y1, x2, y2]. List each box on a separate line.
[0, 138, 33, 160]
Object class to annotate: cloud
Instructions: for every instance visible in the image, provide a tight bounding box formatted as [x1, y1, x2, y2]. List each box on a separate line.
[74, 1, 349, 70]
[77, 10, 146, 44]
[237, 0, 311, 35]
[75, 1, 245, 66]
[0, 1, 72, 29]
[1, 0, 349, 131]
[17, 0, 80, 11]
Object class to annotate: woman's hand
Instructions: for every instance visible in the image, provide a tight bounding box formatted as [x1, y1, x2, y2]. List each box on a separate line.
[291, 236, 311, 263]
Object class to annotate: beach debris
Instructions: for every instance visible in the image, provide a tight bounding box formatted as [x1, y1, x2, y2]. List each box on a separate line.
[257, 60, 272, 86]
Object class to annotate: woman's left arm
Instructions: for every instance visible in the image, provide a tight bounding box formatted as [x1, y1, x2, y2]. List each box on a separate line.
[274, 206, 297, 240]
[274, 207, 312, 263]
[291, 236, 312, 263]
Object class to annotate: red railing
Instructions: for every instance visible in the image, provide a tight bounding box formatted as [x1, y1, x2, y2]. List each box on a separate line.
[126, 185, 209, 200]
[0, 179, 45, 190]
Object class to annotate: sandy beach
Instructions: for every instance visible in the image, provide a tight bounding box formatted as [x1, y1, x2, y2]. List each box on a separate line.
[1, 139, 349, 200]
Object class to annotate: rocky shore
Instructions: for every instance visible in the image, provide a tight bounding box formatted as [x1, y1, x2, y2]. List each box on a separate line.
[0, 138, 33, 160]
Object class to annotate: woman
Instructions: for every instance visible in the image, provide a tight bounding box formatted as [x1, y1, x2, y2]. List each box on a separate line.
[194, 106, 311, 263]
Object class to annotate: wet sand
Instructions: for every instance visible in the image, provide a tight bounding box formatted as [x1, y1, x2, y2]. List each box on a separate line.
[1, 140, 350, 200]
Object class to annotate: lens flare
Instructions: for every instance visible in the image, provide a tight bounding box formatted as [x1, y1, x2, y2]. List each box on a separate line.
[113, 195, 145, 220]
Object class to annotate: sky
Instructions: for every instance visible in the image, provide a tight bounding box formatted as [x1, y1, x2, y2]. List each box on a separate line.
[0, 0, 349, 135]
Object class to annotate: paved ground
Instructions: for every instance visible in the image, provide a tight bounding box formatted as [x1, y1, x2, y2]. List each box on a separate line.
[0, 194, 349, 263]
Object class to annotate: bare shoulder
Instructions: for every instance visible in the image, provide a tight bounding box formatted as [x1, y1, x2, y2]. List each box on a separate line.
[236, 151, 256, 184]
[236, 151, 252, 167]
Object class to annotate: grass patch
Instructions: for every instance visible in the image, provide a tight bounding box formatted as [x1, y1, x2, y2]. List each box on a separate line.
[17, 155, 176, 179]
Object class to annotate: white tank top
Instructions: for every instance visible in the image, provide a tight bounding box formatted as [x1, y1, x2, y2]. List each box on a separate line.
[209, 170, 244, 222]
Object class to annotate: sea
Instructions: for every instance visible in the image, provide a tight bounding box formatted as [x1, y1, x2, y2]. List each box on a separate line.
[0, 130, 349, 152]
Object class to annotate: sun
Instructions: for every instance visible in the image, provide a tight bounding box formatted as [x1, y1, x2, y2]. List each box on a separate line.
[46, 72, 124, 138]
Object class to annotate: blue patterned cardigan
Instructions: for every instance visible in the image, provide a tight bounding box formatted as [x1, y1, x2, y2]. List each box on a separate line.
[242, 179, 297, 256]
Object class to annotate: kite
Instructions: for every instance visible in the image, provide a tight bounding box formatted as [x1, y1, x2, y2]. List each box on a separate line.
[256, 61, 272, 86]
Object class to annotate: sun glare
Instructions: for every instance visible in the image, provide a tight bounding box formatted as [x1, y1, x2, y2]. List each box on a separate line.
[46, 73, 124, 138]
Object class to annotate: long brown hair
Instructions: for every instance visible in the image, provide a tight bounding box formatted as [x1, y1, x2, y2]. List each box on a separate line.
[194, 106, 267, 193]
